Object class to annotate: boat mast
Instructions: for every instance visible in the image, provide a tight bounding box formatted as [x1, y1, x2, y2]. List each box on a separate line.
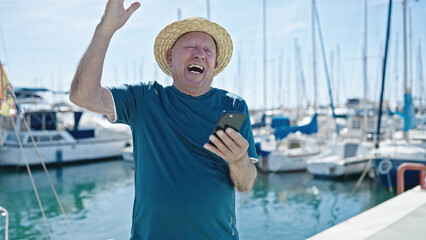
[238, 50, 242, 96]
[313, 2, 339, 135]
[278, 51, 284, 109]
[362, 0, 368, 141]
[177, 8, 181, 20]
[418, 42, 424, 113]
[394, 33, 399, 109]
[402, 0, 410, 141]
[409, 7, 413, 93]
[375, 0, 393, 148]
[337, 45, 341, 107]
[206, 0, 211, 20]
[263, 0, 267, 110]
[295, 39, 300, 121]
[312, 0, 317, 111]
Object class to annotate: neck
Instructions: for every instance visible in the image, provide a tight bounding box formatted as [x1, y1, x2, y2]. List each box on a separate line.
[172, 82, 212, 97]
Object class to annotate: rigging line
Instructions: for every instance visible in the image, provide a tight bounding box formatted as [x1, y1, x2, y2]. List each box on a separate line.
[11, 92, 76, 240]
[313, 0, 339, 135]
[9, 116, 53, 240]
[350, 159, 371, 196]
[418, 43, 425, 111]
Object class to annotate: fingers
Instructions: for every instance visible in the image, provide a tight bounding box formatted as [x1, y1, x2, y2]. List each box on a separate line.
[103, 0, 141, 31]
[204, 141, 226, 160]
[122, 2, 140, 23]
[203, 128, 249, 162]
[126, 2, 141, 16]
[215, 130, 238, 154]
[223, 128, 249, 152]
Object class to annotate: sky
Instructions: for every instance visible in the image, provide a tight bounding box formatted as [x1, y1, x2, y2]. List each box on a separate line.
[0, 0, 425, 110]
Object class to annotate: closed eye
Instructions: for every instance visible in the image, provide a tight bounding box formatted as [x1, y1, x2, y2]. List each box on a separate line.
[204, 48, 215, 55]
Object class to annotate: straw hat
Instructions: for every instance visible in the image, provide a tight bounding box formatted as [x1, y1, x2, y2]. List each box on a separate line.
[154, 17, 233, 77]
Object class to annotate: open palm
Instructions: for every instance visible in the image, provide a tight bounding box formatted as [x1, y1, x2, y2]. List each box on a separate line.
[101, 0, 140, 34]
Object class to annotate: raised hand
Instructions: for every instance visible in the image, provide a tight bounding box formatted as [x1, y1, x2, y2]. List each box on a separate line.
[99, 0, 141, 35]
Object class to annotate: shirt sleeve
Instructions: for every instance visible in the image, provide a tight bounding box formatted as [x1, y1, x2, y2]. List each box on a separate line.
[238, 101, 258, 161]
[108, 83, 143, 126]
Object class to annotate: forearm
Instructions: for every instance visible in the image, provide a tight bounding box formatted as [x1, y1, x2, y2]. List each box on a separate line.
[228, 153, 257, 193]
[70, 24, 113, 112]
[70, 1, 140, 117]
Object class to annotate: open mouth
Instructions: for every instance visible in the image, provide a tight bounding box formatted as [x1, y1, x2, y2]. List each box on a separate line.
[187, 64, 204, 74]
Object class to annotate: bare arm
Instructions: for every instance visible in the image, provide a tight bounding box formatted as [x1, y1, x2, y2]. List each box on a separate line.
[204, 128, 257, 192]
[69, 0, 140, 119]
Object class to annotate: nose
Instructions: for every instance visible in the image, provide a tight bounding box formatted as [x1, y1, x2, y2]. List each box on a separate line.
[193, 47, 205, 60]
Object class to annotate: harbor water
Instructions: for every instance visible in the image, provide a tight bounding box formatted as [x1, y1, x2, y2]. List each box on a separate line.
[0, 159, 393, 240]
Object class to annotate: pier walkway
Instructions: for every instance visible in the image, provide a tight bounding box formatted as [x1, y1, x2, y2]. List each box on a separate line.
[308, 185, 426, 240]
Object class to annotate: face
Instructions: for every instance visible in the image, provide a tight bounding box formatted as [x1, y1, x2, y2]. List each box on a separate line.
[166, 31, 218, 96]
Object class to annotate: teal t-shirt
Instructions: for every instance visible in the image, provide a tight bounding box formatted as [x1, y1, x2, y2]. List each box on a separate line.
[109, 81, 257, 240]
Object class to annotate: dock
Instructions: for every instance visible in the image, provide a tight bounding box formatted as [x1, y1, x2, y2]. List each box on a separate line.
[308, 185, 426, 240]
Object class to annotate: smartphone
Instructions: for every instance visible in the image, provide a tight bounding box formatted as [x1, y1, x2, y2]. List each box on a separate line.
[213, 111, 246, 134]
[209, 111, 246, 145]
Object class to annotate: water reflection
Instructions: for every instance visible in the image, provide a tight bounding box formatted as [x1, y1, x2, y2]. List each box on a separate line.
[237, 172, 392, 240]
[0, 161, 392, 240]
[0, 159, 134, 240]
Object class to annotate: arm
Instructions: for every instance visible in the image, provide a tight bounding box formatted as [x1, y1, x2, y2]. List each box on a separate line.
[204, 128, 257, 193]
[69, 0, 140, 119]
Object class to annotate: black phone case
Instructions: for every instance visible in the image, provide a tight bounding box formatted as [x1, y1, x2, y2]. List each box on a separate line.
[208, 111, 246, 146]
[214, 112, 246, 132]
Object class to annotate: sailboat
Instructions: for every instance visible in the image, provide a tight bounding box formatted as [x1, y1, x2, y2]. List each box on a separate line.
[0, 64, 132, 167]
[256, 113, 324, 172]
[306, 0, 377, 179]
[371, 93, 426, 188]
[370, 0, 426, 189]
[306, 111, 378, 178]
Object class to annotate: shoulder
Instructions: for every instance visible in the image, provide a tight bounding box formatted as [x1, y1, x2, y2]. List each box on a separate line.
[214, 88, 247, 111]
[213, 88, 245, 102]
[109, 81, 165, 95]
[213, 88, 247, 108]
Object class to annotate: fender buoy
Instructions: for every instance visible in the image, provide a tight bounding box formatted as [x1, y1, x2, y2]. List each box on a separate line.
[377, 159, 392, 175]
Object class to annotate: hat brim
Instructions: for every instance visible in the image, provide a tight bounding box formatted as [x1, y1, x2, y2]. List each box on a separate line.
[154, 17, 233, 77]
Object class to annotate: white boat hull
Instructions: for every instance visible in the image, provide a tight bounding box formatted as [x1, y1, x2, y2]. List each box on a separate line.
[256, 133, 323, 172]
[0, 137, 129, 166]
[307, 141, 373, 178]
[266, 151, 319, 172]
[307, 155, 370, 178]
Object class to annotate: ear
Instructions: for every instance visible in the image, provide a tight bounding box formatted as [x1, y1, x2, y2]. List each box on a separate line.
[214, 60, 218, 69]
[166, 49, 173, 67]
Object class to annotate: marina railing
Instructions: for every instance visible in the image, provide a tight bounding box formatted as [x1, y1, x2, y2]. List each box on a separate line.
[0, 206, 8, 240]
[397, 163, 426, 195]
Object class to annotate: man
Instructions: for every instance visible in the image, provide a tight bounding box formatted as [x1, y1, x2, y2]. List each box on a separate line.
[70, 0, 258, 239]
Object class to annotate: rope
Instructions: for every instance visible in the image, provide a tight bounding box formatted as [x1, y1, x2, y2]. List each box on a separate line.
[9, 117, 53, 240]
[386, 171, 394, 194]
[11, 92, 76, 239]
[21, 112, 76, 239]
[350, 159, 371, 196]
